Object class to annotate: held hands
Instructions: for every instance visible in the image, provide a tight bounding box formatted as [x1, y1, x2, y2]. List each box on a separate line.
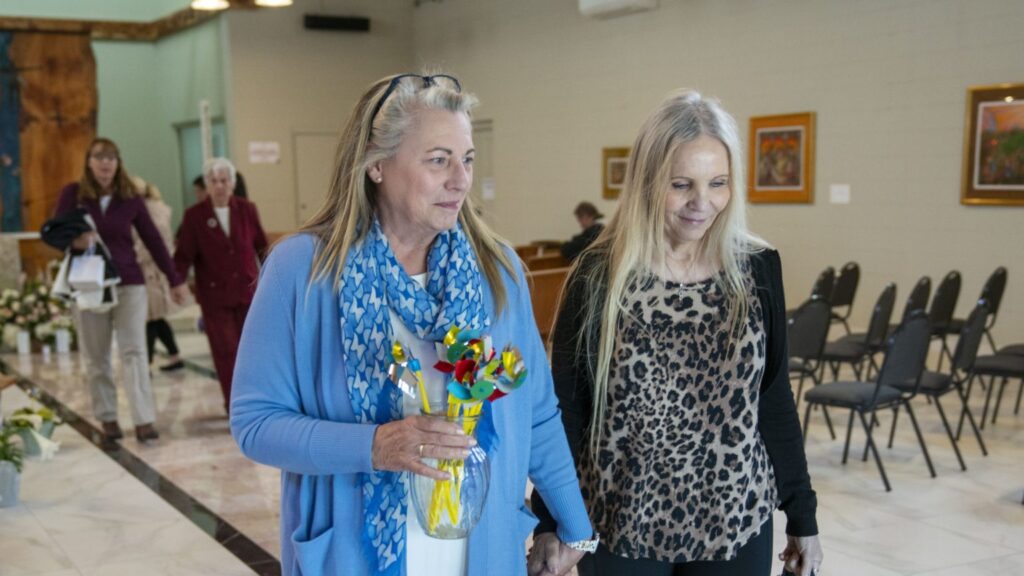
[527, 533, 585, 576]
[371, 416, 477, 480]
[780, 535, 823, 576]
[170, 284, 190, 306]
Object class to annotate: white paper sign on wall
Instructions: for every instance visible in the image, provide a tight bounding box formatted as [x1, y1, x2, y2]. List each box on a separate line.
[482, 177, 496, 200]
[829, 184, 850, 204]
[248, 141, 281, 164]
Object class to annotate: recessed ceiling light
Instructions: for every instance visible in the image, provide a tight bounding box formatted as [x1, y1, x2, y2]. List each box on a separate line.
[191, 0, 230, 10]
[256, 0, 294, 6]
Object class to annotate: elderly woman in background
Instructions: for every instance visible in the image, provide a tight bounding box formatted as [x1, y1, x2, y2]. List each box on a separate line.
[54, 138, 188, 443]
[530, 90, 823, 576]
[230, 73, 595, 576]
[174, 158, 267, 414]
[130, 177, 187, 372]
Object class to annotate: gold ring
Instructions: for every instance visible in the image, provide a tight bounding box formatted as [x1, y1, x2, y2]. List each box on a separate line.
[418, 443, 425, 458]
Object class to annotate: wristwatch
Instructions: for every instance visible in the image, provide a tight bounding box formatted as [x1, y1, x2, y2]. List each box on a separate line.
[565, 532, 600, 553]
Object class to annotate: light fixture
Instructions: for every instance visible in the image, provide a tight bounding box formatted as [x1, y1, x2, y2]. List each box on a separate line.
[191, 0, 230, 10]
[1005, 96, 1015, 103]
[255, 0, 294, 6]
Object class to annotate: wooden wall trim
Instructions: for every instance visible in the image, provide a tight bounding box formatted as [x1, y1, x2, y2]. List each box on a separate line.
[0, 7, 224, 42]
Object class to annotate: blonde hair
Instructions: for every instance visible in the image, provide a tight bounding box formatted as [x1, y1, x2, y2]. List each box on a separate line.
[575, 89, 769, 455]
[299, 74, 516, 313]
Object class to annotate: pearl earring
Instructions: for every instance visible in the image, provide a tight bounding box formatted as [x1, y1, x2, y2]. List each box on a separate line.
[376, 177, 382, 183]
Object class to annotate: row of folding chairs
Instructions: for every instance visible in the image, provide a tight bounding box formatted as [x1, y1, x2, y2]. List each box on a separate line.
[789, 272, 1022, 492]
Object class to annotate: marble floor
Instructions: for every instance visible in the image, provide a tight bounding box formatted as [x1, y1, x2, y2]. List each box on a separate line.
[1, 322, 1022, 576]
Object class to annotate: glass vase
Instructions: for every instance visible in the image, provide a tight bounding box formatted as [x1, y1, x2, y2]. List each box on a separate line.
[409, 402, 490, 539]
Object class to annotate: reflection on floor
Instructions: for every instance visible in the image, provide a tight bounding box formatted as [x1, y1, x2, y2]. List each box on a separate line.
[0, 384, 257, 576]
[1, 332, 1023, 575]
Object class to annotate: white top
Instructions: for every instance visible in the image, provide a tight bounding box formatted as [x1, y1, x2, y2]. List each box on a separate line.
[389, 273, 467, 576]
[99, 196, 112, 214]
[214, 206, 230, 235]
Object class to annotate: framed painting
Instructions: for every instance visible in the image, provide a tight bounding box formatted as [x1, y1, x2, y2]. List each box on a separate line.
[748, 112, 815, 203]
[602, 147, 630, 199]
[961, 82, 1024, 206]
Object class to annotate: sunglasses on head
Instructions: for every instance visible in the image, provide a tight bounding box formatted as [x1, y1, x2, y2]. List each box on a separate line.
[368, 74, 462, 127]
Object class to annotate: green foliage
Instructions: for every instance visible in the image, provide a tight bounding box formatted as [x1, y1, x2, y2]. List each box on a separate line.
[0, 425, 24, 474]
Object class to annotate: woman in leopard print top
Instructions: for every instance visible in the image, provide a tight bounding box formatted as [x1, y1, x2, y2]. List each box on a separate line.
[530, 90, 822, 576]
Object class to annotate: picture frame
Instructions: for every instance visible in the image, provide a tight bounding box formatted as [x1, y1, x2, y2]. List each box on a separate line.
[961, 82, 1024, 206]
[747, 112, 815, 203]
[602, 147, 630, 200]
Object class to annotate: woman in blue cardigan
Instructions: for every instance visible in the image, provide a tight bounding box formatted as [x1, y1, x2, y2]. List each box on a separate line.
[231, 74, 595, 576]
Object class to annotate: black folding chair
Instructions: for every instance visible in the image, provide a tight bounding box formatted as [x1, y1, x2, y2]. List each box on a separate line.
[803, 312, 931, 492]
[945, 267, 1006, 352]
[788, 298, 836, 438]
[928, 271, 961, 371]
[829, 262, 860, 334]
[891, 303, 990, 473]
[819, 283, 896, 383]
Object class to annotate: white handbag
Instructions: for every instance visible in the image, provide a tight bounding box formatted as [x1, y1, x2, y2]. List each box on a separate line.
[68, 249, 106, 293]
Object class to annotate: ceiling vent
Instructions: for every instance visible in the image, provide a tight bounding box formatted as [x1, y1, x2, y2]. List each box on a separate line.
[579, 0, 657, 19]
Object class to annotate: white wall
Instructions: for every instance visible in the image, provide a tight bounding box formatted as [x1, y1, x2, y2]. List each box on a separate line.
[411, 0, 1024, 343]
[224, 0, 415, 231]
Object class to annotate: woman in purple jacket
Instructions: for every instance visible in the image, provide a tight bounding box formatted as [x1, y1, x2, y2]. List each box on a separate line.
[55, 138, 188, 443]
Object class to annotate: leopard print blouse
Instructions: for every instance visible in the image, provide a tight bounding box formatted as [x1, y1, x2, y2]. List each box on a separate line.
[579, 266, 778, 562]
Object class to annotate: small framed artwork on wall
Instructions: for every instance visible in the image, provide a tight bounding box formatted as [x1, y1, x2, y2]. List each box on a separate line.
[961, 82, 1024, 206]
[748, 112, 815, 203]
[602, 147, 630, 199]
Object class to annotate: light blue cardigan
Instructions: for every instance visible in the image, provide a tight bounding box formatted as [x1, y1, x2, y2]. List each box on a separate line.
[231, 234, 593, 576]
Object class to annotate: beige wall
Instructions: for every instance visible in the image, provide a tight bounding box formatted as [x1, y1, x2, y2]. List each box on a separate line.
[225, 0, 414, 232]
[410, 0, 1024, 342]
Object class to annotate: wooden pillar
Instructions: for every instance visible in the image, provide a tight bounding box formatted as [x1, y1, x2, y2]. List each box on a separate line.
[11, 32, 97, 232]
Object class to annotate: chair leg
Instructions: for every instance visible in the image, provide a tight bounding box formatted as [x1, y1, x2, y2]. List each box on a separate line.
[1015, 378, 1023, 415]
[822, 406, 837, 440]
[796, 373, 806, 406]
[984, 328, 997, 354]
[904, 402, 936, 478]
[991, 377, 1009, 424]
[955, 382, 989, 457]
[852, 360, 863, 381]
[841, 317, 851, 335]
[862, 410, 879, 462]
[979, 375, 997, 430]
[887, 405, 900, 449]
[857, 409, 891, 492]
[937, 336, 947, 372]
[956, 374, 977, 441]
[934, 397, 967, 472]
[802, 402, 813, 445]
[841, 410, 855, 464]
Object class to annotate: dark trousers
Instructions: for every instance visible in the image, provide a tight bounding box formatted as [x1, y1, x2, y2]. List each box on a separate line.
[578, 517, 772, 576]
[145, 319, 180, 363]
[201, 301, 250, 412]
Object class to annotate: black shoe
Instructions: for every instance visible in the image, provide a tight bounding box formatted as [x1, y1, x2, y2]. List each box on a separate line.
[135, 424, 160, 443]
[102, 421, 123, 442]
[159, 360, 186, 372]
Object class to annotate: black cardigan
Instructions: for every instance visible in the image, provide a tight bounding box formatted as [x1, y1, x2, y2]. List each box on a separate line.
[532, 248, 819, 538]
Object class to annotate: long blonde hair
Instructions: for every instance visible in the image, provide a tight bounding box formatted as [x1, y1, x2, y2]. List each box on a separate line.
[299, 74, 516, 314]
[576, 89, 769, 455]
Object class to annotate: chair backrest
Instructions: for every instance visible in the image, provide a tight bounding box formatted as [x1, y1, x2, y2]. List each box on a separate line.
[810, 267, 836, 300]
[876, 311, 931, 397]
[979, 267, 1007, 326]
[830, 261, 860, 308]
[950, 301, 990, 374]
[787, 298, 832, 361]
[902, 275, 931, 322]
[928, 271, 961, 331]
[865, 283, 897, 348]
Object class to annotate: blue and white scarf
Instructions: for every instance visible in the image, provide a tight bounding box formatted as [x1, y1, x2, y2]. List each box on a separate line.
[339, 219, 489, 575]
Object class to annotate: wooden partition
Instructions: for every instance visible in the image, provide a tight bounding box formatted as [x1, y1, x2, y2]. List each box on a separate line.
[525, 253, 570, 271]
[527, 266, 570, 341]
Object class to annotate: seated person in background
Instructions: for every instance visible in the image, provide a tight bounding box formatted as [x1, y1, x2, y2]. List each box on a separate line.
[560, 201, 604, 261]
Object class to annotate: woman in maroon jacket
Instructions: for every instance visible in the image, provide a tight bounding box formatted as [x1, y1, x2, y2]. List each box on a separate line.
[55, 138, 188, 443]
[174, 157, 268, 414]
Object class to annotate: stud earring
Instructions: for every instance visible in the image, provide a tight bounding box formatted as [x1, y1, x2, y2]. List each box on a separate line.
[376, 177, 382, 183]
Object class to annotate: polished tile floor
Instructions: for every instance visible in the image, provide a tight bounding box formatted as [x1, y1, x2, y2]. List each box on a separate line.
[1, 326, 1022, 575]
